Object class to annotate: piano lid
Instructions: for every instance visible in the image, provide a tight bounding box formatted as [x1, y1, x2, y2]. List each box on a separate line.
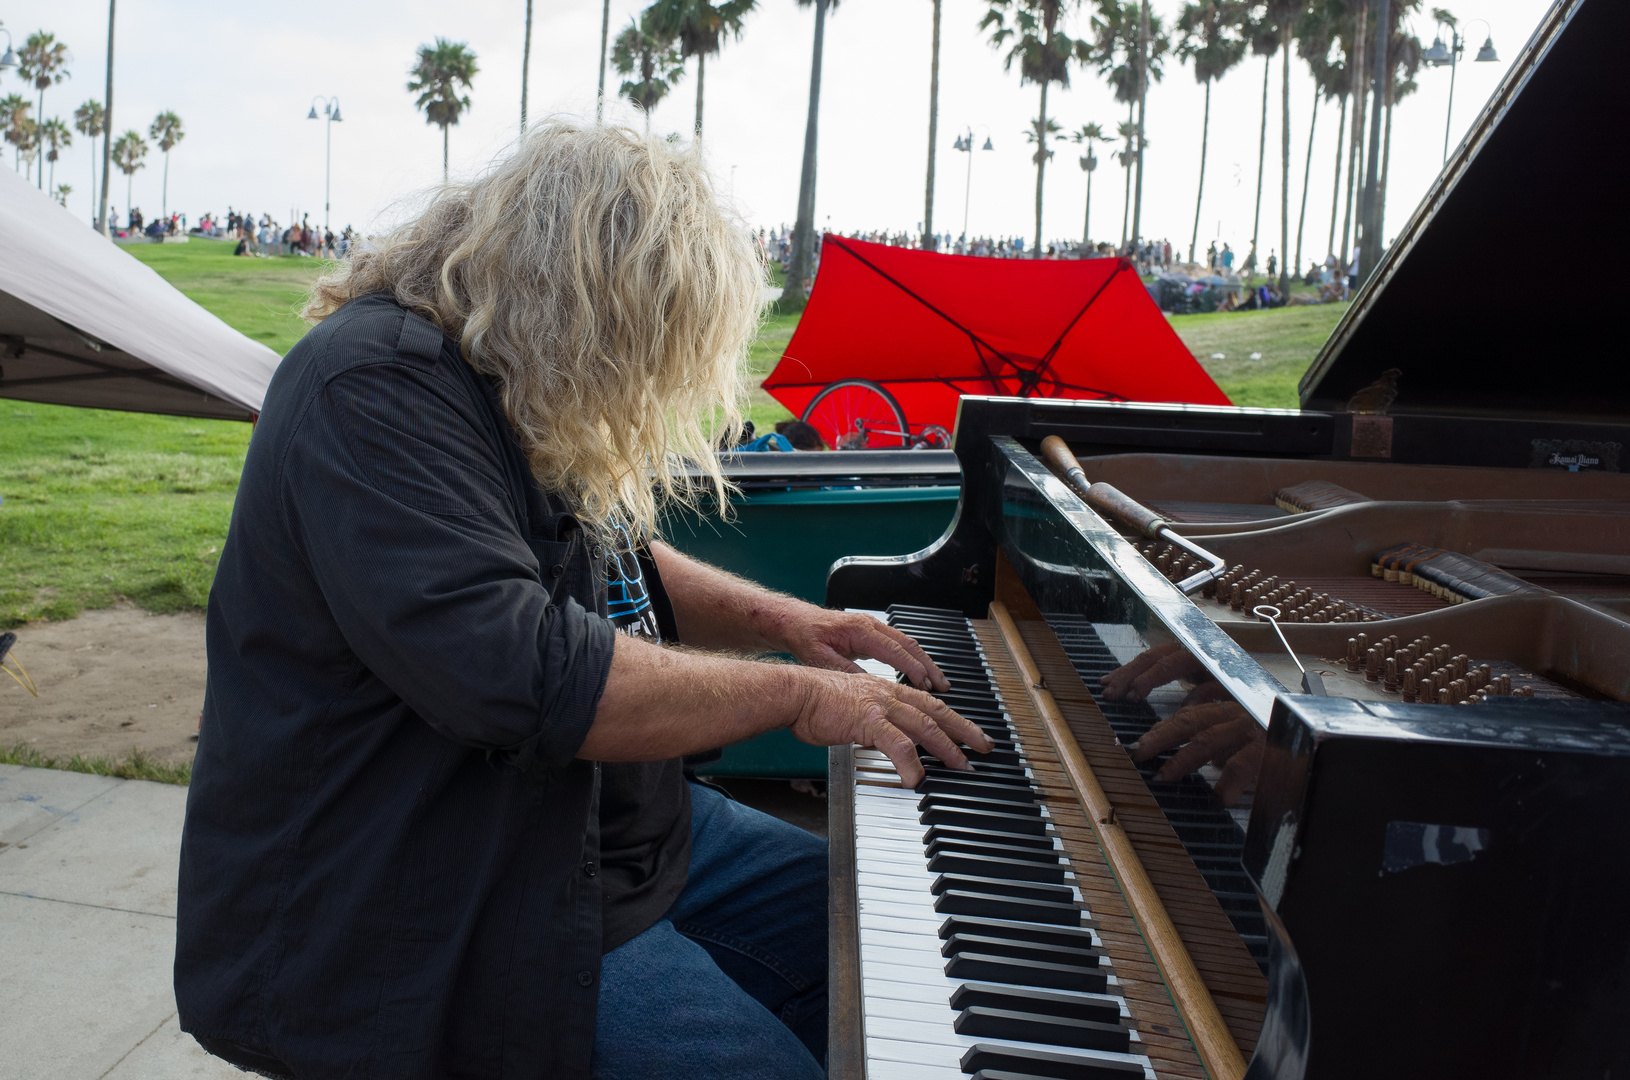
[1300, 0, 1630, 422]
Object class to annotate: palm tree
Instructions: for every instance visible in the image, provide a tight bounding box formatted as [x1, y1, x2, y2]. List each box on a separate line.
[1113, 118, 1141, 245]
[1294, 5, 1339, 278]
[983, 0, 1094, 256]
[1243, 10, 1277, 275]
[646, 0, 757, 139]
[613, 14, 685, 132]
[74, 100, 105, 213]
[39, 117, 71, 194]
[923, 0, 943, 250]
[111, 129, 146, 218]
[1090, 1, 1165, 249]
[16, 31, 71, 190]
[1376, 9, 1422, 238]
[1339, 1, 1370, 269]
[521, 0, 534, 134]
[597, 0, 613, 122]
[1176, 1, 1248, 263]
[783, 0, 842, 309]
[148, 111, 183, 217]
[1268, 1, 1309, 291]
[1070, 122, 1105, 245]
[54, 182, 72, 208]
[1, 95, 30, 171]
[15, 121, 40, 183]
[1024, 116, 1066, 247]
[408, 39, 480, 180]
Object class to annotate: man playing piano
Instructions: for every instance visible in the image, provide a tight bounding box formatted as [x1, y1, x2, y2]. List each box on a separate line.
[173, 123, 989, 1080]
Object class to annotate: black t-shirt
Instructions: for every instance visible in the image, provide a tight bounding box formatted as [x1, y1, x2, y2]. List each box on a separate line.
[597, 537, 692, 952]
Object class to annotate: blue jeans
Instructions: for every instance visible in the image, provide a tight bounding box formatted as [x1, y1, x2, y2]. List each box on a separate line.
[592, 782, 829, 1080]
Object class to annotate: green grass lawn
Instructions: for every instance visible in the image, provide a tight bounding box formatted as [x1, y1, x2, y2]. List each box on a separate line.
[1172, 302, 1350, 408]
[0, 239, 1341, 627]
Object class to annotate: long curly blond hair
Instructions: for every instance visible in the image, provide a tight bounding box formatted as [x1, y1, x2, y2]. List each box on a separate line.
[303, 121, 761, 541]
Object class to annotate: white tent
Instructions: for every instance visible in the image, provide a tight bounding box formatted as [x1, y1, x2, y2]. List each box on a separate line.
[0, 166, 280, 421]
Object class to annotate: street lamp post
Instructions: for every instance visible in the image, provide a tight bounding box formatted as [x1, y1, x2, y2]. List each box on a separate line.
[306, 96, 343, 232]
[1423, 18, 1497, 165]
[0, 29, 17, 70]
[952, 127, 993, 242]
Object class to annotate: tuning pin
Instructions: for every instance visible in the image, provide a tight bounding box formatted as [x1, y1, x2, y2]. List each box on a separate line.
[1494, 673, 1511, 695]
[1437, 687, 1453, 705]
[1451, 678, 1468, 702]
[1384, 656, 1399, 692]
[1346, 638, 1361, 672]
[1365, 647, 1382, 682]
[1515, 684, 1535, 698]
[1452, 654, 1470, 679]
[1402, 667, 1418, 702]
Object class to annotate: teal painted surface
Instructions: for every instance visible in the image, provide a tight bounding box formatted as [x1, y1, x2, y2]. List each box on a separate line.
[662, 485, 958, 778]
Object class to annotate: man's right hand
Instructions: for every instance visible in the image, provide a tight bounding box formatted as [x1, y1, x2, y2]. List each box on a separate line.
[789, 668, 992, 788]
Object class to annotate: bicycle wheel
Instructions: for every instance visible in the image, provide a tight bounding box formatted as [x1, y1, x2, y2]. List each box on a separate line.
[800, 379, 910, 450]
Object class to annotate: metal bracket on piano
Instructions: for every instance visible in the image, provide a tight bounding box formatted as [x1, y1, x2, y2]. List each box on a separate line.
[1038, 436, 1227, 595]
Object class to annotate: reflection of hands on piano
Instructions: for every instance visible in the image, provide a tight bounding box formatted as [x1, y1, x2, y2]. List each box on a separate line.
[1097, 641, 1208, 703]
[1129, 701, 1263, 806]
[1102, 645, 1262, 806]
[789, 667, 993, 788]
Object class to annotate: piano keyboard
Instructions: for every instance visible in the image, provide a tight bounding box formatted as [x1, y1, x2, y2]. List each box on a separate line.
[851, 605, 1155, 1080]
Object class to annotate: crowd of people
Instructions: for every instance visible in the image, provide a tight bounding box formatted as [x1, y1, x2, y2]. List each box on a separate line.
[226, 211, 356, 259]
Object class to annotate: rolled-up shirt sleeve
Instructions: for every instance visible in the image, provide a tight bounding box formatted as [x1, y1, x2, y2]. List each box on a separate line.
[277, 360, 614, 770]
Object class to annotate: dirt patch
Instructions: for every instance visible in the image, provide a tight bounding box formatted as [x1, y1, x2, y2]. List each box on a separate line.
[1, 605, 205, 765]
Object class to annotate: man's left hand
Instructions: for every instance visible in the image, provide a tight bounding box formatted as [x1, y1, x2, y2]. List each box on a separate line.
[768, 604, 950, 693]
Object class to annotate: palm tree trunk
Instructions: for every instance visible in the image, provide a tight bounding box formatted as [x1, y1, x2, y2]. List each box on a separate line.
[443, 124, 449, 181]
[1340, 3, 1368, 267]
[521, 0, 534, 135]
[1278, 26, 1291, 290]
[1189, 78, 1210, 265]
[37, 89, 46, 189]
[1380, 98, 1394, 235]
[1083, 141, 1094, 245]
[596, 0, 611, 124]
[162, 151, 169, 217]
[1326, 94, 1345, 260]
[99, 0, 116, 236]
[126, 171, 132, 222]
[1120, 103, 1132, 248]
[1295, 84, 1318, 279]
[1359, 0, 1389, 279]
[922, 0, 941, 250]
[1033, 80, 1048, 257]
[694, 53, 706, 138]
[1130, 0, 1150, 247]
[1250, 52, 1269, 257]
[784, 0, 829, 307]
[90, 136, 97, 218]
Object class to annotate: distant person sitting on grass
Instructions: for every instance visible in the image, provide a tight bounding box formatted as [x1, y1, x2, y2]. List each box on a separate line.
[775, 419, 827, 451]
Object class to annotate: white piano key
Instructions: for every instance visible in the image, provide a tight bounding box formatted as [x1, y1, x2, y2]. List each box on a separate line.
[855, 656, 902, 680]
[861, 1058, 965, 1080]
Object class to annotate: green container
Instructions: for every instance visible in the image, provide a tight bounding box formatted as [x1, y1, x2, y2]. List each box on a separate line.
[662, 485, 959, 778]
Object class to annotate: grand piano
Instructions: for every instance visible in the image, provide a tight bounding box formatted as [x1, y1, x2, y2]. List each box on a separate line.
[821, 2, 1630, 1077]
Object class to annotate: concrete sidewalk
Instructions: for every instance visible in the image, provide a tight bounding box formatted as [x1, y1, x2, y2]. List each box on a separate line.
[0, 765, 236, 1080]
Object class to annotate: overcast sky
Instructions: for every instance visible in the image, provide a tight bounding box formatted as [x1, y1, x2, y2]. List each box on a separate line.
[6, 0, 1546, 267]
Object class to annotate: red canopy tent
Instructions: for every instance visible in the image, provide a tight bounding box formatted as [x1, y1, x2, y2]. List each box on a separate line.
[763, 235, 1229, 448]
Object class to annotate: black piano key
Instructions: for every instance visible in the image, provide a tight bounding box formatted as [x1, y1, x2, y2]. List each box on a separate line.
[941, 933, 1101, 967]
[927, 838, 1062, 864]
[929, 746, 1025, 767]
[924, 825, 1056, 851]
[928, 852, 1066, 884]
[945, 952, 1108, 994]
[954, 1007, 1130, 1054]
[919, 793, 1041, 817]
[921, 768, 1035, 788]
[934, 889, 1082, 925]
[926, 758, 1031, 777]
[938, 916, 1099, 948]
[918, 779, 1037, 803]
[919, 807, 1047, 835]
[931, 874, 1072, 903]
[949, 982, 1121, 1024]
[961, 1043, 1146, 1080]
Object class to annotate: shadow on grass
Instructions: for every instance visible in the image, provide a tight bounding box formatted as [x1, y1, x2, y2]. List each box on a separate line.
[1, 742, 191, 785]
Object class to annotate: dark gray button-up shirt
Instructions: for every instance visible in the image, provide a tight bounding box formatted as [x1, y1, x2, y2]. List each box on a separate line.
[177, 294, 618, 1079]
